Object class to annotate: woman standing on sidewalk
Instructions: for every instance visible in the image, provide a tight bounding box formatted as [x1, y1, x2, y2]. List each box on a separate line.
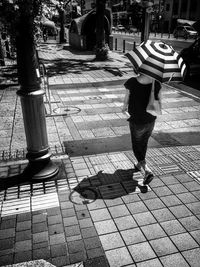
[122, 73, 161, 185]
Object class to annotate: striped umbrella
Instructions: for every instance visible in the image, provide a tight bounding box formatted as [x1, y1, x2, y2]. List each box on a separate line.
[125, 40, 186, 83]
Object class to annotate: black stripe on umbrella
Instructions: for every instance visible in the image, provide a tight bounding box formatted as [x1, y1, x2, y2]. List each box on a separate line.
[140, 60, 184, 74]
[144, 41, 175, 56]
[139, 69, 183, 83]
[142, 47, 179, 64]
[125, 41, 186, 83]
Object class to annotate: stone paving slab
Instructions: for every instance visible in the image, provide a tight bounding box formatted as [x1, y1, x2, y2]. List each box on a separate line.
[1, 42, 200, 267]
[0, 148, 200, 266]
[1, 83, 200, 158]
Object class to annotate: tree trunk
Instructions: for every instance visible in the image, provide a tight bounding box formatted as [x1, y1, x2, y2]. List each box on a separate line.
[141, 7, 150, 43]
[0, 38, 5, 66]
[95, 0, 108, 60]
[57, 6, 66, 43]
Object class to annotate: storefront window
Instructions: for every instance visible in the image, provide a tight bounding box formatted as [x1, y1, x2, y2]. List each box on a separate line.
[172, 0, 179, 15]
[189, 0, 197, 20]
[180, 0, 187, 18]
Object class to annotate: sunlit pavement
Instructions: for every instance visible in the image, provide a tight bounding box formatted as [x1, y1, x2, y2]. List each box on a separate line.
[0, 43, 200, 267]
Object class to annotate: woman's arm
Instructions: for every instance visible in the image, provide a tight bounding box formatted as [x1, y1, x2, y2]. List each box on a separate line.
[122, 89, 130, 113]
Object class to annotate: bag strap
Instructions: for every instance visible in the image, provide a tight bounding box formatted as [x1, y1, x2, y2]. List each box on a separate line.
[152, 79, 155, 96]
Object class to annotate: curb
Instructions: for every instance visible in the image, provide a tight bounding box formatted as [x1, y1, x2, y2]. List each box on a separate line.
[49, 78, 129, 89]
[169, 82, 200, 100]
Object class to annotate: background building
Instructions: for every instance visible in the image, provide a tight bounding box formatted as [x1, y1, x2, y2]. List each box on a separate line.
[155, 0, 200, 32]
[67, 0, 200, 33]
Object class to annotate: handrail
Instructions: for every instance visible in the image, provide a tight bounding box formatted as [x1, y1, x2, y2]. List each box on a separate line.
[39, 61, 52, 115]
[36, 48, 52, 115]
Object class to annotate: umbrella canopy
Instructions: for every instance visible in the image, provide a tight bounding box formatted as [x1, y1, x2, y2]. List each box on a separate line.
[125, 40, 186, 83]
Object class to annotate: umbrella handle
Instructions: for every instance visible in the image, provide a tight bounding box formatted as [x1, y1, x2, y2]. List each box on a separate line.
[168, 73, 174, 83]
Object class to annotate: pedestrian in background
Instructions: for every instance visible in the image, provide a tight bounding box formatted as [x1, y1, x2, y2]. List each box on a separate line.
[42, 27, 48, 42]
[122, 73, 161, 185]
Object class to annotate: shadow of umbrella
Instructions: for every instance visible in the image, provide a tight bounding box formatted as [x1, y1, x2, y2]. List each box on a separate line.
[70, 169, 148, 205]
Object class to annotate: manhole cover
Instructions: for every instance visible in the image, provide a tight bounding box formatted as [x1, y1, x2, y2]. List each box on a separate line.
[53, 106, 81, 115]
[69, 188, 97, 205]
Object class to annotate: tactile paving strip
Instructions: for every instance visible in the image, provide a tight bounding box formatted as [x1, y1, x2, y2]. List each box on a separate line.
[112, 160, 134, 169]
[159, 147, 180, 155]
[107, 153, 129, 162]
[177, 161, 200, 172]
[158, 164, 181, 174]
[146, 148, 164, 157]
[146, 165, 165, 176]
[168, 153, 190, 162]
[186, 151, 200, 161]
[147, 156, 173, 165]
[187, 170, 200, 184]
[89, 155, 109, 165]
[193, 145, 200, 152]
[177, 146, 197, 153]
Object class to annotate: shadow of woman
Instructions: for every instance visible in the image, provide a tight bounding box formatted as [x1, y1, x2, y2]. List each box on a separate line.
[71, 168, 148, 203]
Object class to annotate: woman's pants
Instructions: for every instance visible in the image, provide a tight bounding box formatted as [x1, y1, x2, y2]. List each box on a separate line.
[129, 120, 155, 163]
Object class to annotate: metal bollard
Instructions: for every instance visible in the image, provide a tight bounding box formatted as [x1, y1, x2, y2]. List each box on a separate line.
[123, 40, 125, 53]
[115, 38, 117, 51]
[133, 41, 136, 51]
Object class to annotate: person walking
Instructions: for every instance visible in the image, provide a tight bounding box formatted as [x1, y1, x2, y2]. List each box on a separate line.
[122, 73, 161, 185]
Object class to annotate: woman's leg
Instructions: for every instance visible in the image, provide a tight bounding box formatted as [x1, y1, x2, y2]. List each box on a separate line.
[129, 121, 155, 163]
[129, 121, 155, 184]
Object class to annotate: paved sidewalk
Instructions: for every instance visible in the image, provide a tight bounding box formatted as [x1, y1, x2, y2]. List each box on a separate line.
[0, 43, 200, 267]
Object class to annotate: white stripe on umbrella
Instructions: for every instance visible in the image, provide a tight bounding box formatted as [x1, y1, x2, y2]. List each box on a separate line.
[144, 42, 178, 61]
[154, 41, 172, 53]
[125, 41, 186, 83]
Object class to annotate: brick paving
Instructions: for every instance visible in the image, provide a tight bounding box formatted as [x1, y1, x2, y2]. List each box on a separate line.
[0, 42, 200, 267]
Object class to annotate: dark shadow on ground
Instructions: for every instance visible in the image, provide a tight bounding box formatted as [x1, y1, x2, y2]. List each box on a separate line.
[0, 161, 61, 192]
[63, 129, 200, 158]
[152, 132, 182, 147]
[41, 58, 130, 78]
[63, 135, 132, 157]
[152, 130, 200, 147]
[104, 66, 124, 77]
[72, 169, 148, 201]
[0, 174, 26, 191]
[44, 59, 100, 76]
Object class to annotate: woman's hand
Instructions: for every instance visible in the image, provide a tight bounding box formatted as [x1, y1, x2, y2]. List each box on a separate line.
[122, 105, 128, 113]
[122, 89, 130, 114]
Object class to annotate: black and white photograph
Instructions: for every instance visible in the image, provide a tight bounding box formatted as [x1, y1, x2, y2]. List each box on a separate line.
[0, 0, 200, 266]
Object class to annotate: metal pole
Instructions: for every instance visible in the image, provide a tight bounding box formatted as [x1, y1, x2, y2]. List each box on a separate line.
[133, 41, 136, 50]
[0, 38, 5, 66]
[16, 1, 59, 180]
[123, 39, 125, 53]
[115, 38, 117, 50]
